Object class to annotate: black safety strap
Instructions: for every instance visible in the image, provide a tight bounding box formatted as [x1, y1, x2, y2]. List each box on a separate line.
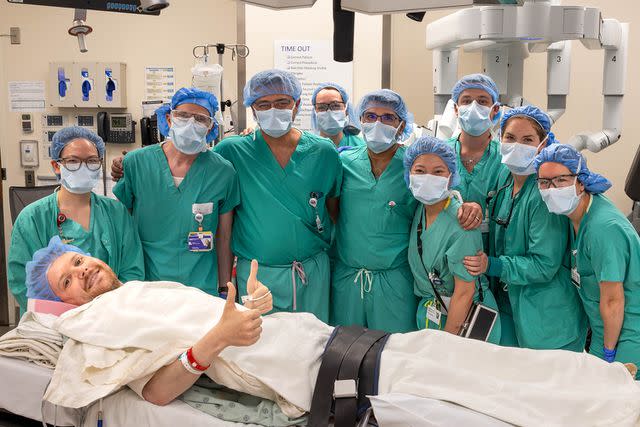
[333, 329, 388, 427]
[308, 326, 366, 427]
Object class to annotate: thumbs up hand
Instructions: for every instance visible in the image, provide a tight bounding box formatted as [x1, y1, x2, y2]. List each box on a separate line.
[243, 260, 273, 315]
[215, 282, 262, 347]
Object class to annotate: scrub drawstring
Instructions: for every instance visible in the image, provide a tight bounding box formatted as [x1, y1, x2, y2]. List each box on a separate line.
[354, 269, 373, 299]
[291, 261, 307, 311]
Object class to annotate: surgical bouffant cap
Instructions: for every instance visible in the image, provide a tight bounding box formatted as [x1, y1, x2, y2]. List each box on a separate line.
[51, 126, 105, 160]
[356, 89, 414, 139]
[534, 144, 612, 194]
[243, 69, 302, 107]
[25, 236, 88, 302]
[501, 105, 556, 145]
[156, 87, 220, 143]
[452, 73, 499, 104]
[310, 82, 360, 133]
[403, 136, 460, 188]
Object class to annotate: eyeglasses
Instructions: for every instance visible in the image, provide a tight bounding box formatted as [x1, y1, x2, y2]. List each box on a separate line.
[58, 157, 102, 171]
[488, 183, 515, 228]
[253, 98, 294, 111]
[537, 175, 577, 190]
[171, 110, 214, 128]
[362, 111, 400, 126]
[315, 101, 345, 112]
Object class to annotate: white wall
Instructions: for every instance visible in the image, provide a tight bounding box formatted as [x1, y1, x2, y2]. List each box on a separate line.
[244, 0, 383, 126]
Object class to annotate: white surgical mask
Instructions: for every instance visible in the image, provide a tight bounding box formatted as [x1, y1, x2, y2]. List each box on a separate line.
[500, 138, 546, 176]
[457, 101, 495, 137]
[363, 121, 399, 154]
[540, 181, 583, 216]
[169, 117, 209, 155]
[60, 164, 102, 194]
[316, 110, 348, 136]
[256, 108, 294, 138]
[409, 174, 451, 205]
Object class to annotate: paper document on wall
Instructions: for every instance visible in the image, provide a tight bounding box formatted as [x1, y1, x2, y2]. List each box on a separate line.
[145, 67, 175, 103]
[9, 81, 46, 112]
[274, 40, 353, 131]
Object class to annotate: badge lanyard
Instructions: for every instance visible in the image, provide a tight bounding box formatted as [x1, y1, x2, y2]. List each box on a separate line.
[309, 192, 324, 234]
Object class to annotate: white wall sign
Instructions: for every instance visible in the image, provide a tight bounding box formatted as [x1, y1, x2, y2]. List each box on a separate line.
[145, 66, 175, 103]
[274, 40, 353, 131]
[8, 81, 46, 112]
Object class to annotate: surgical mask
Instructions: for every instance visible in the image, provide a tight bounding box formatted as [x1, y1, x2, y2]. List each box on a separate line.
[60, 164, 101, 194]
[255, 108, 294, 138]
[409, 174, 451, 205]
[500, 138, 546, 176]
[316, 110, 348, 136]
[362, 121, 399, 154]
[169, 117, 209, 155]
[457, 101, 495, 137]
[540, 181, 583, 216]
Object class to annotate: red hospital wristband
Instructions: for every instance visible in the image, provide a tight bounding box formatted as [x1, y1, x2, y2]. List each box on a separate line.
[186, 347, 210, 371]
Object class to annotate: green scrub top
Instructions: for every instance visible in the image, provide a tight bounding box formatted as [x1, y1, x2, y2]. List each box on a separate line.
[408, 197, 501, 343]
[572, 194, 640, 366]
[113, 143, 240, 295]
[215, 130, 342, 321]
[489, 171, 587, 351]
[330, 145, 418, 333]
[8, 191, 144, 314]
[446, 137, 505, 250]
[338, 132, 365, 149]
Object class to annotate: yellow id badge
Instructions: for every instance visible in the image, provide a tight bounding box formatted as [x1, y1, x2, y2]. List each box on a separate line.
[188, 231, 214, 252]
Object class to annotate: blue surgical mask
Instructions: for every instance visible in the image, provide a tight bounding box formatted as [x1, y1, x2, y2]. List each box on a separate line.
[458, 101, 495, 137]
[500, 138, 546, 176]
[409, 174, 451, 205]
[169, 117, 209, 155]
[362, 121, 399, 154]
[256, 108, 294, 138]
[316, 110, 348, 136]
[60, 164, 102, 194]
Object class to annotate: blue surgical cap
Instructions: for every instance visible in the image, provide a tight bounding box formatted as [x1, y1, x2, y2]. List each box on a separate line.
[157, 87, 220, 144]
[501, 105, 556, 145]
[452, 73, 499, 104]
[403, 136, 460, 188]
[534, 144, 612, 194]
[25, 236, 88, 302]
[310, 82, 360, 133]
[356, 89, 414, 139]
[243, 69, 302, 108]
[51, 126, 105, 160]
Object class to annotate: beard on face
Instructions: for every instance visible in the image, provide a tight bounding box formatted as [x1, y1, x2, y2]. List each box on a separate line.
[89, 262, 122, 299]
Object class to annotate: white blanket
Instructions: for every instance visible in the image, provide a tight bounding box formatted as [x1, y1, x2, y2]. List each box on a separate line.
[44, 281, 640, 426]
[0, 312, 63, 368]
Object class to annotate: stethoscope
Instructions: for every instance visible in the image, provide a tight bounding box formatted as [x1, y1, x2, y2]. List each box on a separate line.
[308, 192, 324, 233]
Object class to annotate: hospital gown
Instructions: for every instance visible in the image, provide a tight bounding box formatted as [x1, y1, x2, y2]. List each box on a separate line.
[113, 143, 240, 295]
[331, 145, 418, 333]
[488, 171, 587, 350]
[407, 197, 501, 343]
[8, 191, 144, 314]
[446, 137, 505, 251]
[214, 130, 342, 322]
[571, 193, 640, 368]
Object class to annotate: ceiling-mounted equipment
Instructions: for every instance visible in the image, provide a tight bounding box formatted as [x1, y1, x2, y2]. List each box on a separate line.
[339, 0, 522, 14]
[68, 9, 92, 53]
[5, 0, 166, 15]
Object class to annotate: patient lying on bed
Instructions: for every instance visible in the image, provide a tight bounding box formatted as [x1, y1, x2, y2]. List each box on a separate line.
[24, 237, 640, 427]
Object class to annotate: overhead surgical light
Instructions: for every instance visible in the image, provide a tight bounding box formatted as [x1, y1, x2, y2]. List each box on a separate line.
[139, 0, 169, 12]
[238, 0, 316, 10]
[339, 0, 522, 15]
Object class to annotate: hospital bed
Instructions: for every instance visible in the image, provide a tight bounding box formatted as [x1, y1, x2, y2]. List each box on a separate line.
[0, 355, 512, 427]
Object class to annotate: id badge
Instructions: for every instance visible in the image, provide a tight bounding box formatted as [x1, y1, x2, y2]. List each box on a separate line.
[571, 267, 581, 288]
[188, 231, 214, 252]
[426, 304, 442, 327]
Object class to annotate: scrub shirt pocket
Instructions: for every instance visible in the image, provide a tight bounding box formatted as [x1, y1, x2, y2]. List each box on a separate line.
[380, 202, 413, 234]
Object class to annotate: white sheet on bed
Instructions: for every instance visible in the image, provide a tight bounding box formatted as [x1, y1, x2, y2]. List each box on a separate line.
[44, 281, 640, 427]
